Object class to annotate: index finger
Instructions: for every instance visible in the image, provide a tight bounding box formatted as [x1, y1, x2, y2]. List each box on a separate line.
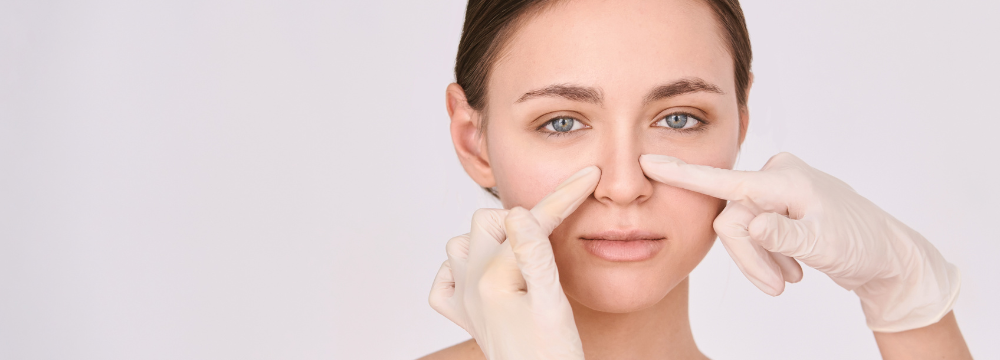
[529, 166, 601, 235]
[639, 154, 754, 201]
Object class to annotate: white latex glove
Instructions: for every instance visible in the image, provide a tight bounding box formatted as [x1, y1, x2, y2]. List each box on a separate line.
[429, 166, 601, 359]
[639, 152, 960, 332]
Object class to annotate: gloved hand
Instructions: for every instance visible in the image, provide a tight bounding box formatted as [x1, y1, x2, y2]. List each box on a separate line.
[639, 152, 960, 332]
[429, 166, 601, 359]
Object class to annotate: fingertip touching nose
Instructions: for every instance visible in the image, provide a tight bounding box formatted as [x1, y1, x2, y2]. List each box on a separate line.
[592, 154, 654, 206]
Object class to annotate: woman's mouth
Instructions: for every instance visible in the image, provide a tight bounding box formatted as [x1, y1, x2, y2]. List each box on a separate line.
[579, 230, 665, 262]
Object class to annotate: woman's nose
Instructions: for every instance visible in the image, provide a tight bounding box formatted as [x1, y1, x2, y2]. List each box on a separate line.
[592, 135, 653, 207]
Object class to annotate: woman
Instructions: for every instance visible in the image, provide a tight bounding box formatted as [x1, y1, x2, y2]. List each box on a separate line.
[423, 0, 971, 358]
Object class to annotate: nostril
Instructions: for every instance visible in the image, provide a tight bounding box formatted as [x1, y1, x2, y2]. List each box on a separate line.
[593, 164, 655, 206]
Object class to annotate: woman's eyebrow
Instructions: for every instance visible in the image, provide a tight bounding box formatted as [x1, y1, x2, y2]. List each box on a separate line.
[643, 78, 724, 104]
[515, 84, 603, 105]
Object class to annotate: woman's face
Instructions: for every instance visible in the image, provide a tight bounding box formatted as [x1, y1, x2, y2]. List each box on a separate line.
[477, 0, 746, 313]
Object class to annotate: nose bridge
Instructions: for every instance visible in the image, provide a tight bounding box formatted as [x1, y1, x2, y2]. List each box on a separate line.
[593, 125, 653, 206]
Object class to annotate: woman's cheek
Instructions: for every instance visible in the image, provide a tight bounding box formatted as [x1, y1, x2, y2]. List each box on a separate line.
[488, 131, 598, 209]
[652, 141, 739, 171]
[642, 120, 742, 170]
[495, 155, 584, 209]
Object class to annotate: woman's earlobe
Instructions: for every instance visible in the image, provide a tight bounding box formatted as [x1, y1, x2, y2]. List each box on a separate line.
[446, 83, 497, 188]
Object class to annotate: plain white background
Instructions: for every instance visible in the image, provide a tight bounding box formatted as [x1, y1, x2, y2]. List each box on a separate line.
[1, 0, 997, 359]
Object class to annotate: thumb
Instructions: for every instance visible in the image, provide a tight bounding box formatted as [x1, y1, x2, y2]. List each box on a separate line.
[428, 260, 465, 330]
[505, 206, 564, 301]
[748, 212, 815, 259]
[714, 201, 786, 296]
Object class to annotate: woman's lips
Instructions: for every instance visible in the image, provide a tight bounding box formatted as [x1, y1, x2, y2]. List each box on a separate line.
[579, 230, 665, 262]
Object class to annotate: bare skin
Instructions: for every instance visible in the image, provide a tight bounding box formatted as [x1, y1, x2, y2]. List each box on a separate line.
[422, 280, 705, 360]
[425, 0, 972, 358]
[874, 311, 972, 360]
[422, 310, 973, 360]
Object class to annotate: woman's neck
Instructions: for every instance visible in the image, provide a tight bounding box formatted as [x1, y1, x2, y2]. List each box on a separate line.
[570, 278, 706, 360]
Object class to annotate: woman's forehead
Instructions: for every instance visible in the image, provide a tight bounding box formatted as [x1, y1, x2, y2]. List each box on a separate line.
[491, 0, 735, 105]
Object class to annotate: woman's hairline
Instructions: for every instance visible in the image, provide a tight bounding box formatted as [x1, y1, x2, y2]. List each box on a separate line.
[458, 0, 751, 199]
[466, 0, 749, 140]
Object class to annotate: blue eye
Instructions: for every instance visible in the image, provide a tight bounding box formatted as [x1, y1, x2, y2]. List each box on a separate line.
[664, 114, 688, 128]
[654, 113, 701, 130]
[544, 117, 585, 133]
[552, 117, 575, 132]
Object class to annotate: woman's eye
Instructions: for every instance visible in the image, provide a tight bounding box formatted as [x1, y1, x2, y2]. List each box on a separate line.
[654, 113, 700, 130]
[544, 117, 586, 133]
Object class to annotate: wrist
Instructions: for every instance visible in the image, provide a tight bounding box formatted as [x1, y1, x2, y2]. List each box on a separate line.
[856, 232, 961, 332]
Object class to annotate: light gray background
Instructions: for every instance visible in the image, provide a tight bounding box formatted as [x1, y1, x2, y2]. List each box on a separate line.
[1, 0, 997, 359]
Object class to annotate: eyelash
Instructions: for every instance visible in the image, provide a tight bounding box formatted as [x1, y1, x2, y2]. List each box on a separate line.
[537, 111, 708, 137]
[536, 116, 589, 137]
[652, 111, 708, 133]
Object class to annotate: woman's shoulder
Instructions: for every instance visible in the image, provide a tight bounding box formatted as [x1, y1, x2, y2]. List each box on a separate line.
[417, 339, 485, 360]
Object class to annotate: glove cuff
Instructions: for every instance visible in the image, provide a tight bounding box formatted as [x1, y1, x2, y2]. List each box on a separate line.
[860, 260, 961, 333]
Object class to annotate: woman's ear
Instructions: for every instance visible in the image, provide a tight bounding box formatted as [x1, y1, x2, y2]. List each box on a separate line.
[737, 72, 753, 147]
[447, 83, 497, 188]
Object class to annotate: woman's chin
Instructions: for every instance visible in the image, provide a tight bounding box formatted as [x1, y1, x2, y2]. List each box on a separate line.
[562, 268, 684, 314]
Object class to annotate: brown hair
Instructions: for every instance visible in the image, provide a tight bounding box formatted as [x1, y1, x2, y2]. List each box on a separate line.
[455, 0, 752, 129]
